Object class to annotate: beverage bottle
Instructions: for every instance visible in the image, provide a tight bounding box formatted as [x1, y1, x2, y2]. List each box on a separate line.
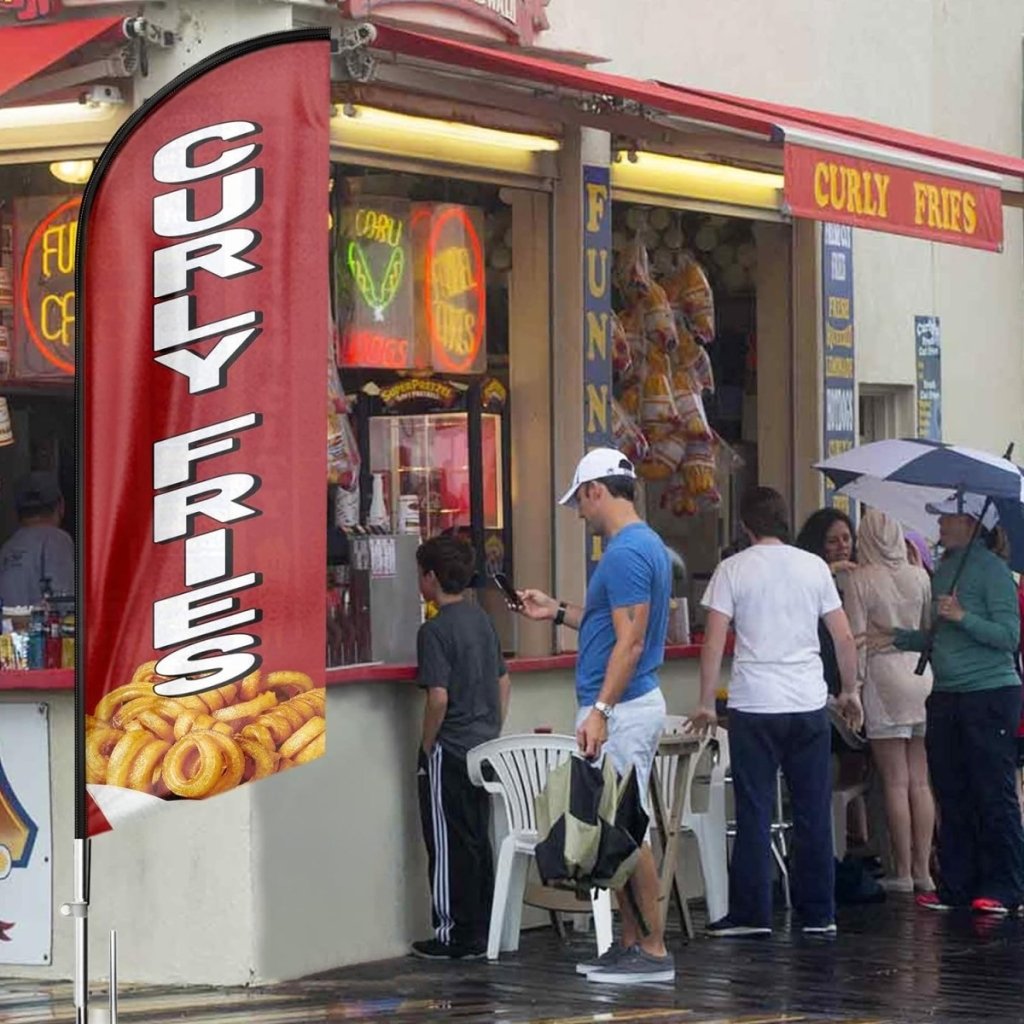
[45, 615, 62, 669]
[28, 610, 45, 670]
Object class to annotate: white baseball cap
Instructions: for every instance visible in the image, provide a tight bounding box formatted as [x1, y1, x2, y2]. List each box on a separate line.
[925, 492, 998, 529]
[558, 447, 637, 506]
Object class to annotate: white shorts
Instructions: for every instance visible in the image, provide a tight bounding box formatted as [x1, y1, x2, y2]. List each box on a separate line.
[867, 720, 927, 741]
[575, 687, 666, 812]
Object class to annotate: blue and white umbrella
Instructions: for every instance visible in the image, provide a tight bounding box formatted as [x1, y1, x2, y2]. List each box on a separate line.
[815, 438, 1024, 570]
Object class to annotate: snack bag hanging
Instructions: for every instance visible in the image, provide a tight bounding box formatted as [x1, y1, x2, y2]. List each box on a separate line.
[640, 282, 678, 354]
[664, 252, 716, 344]
[612, 398, 650, 464]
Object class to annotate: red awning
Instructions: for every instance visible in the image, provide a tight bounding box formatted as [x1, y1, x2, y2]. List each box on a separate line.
[369, 23, 1024, 185]
[369, 23, 779, 139]
[658, 84, 1024, 182]
[0, 17, 124, 103]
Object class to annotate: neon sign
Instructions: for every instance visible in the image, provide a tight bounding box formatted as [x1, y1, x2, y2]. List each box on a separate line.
[422, 205, 486, 375]
[15, 196, 80, 377]
[339, 201, 486, 373]
[347, 208, 407, 323]
[339, 200, 418, 368]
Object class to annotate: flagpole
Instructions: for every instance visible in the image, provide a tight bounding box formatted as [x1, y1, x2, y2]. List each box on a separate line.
[60, 837, 89, 1023]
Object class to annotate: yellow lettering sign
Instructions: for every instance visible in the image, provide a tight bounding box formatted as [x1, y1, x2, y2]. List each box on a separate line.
[586, 311, 608, 360]
[913, 181, 978, 235]
[813, 162, 889, 219]
[585, 181, 608, 234]
[40, 291, 75, 349]
[828, 296, 850, 320]
[586, 248, 608, 299]
[40, 221, 76, 279]
[585, 382, 608, 435]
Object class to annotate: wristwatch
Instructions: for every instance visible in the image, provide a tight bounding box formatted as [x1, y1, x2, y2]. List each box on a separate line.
[553, 600, 568, 626]
[594, 701, 614, 720]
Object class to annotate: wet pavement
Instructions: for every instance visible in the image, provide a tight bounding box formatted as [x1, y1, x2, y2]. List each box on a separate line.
[3, 899, 1024, 1022]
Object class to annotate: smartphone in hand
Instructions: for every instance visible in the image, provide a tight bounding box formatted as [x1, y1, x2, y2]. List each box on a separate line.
[491, 572, 524, 610]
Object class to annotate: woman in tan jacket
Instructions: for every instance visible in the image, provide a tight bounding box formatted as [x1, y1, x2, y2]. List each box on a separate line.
[844, 509, 935, 892]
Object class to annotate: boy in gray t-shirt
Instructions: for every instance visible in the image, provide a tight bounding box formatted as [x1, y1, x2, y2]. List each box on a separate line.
[412, 536, 510, 961]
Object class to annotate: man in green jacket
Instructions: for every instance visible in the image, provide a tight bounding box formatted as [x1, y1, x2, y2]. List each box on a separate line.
[892, 494, 1024, 915]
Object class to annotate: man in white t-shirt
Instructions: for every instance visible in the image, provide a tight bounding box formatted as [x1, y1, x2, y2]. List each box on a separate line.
[690, 487, 862, 938]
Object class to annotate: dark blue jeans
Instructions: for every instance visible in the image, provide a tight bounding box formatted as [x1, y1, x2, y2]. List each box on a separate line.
[728, 708, 834, 928]
[926, 686, 1024, 908]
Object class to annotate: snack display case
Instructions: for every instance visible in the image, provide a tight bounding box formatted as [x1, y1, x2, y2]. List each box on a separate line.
[367, 411, 504, 539]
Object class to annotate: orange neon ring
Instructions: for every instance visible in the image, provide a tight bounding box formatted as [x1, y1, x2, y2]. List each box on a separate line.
[18, 198, 80, 375]
[424, 206, 485, 374]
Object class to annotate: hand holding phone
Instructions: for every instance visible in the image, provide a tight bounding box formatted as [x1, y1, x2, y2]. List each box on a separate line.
[491, 572, 524, 610]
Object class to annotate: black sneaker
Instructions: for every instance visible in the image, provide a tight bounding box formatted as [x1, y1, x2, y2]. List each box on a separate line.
[706, 916, 771, 938]
[410, 938, 487, 960]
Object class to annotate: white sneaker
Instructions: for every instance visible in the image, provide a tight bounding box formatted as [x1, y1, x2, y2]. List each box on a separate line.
[879, 876, 914, 894]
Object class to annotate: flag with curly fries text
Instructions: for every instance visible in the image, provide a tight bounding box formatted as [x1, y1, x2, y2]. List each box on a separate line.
[76, 30, 330, 837]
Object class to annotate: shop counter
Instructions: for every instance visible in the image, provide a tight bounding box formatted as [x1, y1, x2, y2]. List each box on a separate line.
[324, 642, 711, 685]
[0, 643, 713, 692]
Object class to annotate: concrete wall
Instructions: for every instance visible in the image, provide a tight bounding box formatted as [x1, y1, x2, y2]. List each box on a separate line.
[547, 0, 1024, 455]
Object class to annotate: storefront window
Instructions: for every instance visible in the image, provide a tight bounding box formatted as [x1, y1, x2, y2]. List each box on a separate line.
[610, 200, 763, 638]
[0, 162, 80, 669]
[327, 167, 522, 668]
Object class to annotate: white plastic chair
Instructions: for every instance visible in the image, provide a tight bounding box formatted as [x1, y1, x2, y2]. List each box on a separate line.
[467, 734, 613, 961]
[679, 729, 730, 924]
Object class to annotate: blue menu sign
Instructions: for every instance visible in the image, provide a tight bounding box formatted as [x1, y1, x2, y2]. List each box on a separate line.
[915, 316, 941, 441]
[582, 165, 613, 580]
[822, 223, 856, 519]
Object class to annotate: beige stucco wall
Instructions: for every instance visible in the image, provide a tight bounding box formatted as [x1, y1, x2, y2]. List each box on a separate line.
[547, 0, 1024, 456]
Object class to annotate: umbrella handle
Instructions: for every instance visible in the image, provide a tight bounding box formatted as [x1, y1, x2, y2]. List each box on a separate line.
[914, 645, 931, 677]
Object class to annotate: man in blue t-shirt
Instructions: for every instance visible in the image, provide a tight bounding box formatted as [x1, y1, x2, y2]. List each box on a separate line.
[518, 447, 672, 985]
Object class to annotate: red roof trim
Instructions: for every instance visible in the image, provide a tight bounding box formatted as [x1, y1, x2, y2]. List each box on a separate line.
[367, 23, 1024, 183]
[0, 17, 124, 102]
[660, 83, 1024, 181]
[369, 23, 775, 138]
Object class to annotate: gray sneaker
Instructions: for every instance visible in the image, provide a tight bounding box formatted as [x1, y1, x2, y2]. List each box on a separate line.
[575, 943, 626, 975]
[587, 945, 675, 984]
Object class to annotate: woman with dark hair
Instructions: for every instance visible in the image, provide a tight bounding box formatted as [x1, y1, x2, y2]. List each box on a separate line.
[796, 508, 857, 696]
[797, 506, 868, 850]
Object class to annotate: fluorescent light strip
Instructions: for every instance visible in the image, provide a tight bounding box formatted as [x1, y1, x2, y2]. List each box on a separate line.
[612, 150, 784, 211]
[332, 104, 560, 153]
[0, 100, 118, 131]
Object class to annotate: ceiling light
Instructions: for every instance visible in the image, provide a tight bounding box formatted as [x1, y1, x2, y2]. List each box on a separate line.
[50, 159, 95, 185]
[612, 150, 785, 211]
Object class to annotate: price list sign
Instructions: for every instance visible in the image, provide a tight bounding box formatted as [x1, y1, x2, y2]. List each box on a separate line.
[822, 223, 856, 518]
[915, 316, 941, 441]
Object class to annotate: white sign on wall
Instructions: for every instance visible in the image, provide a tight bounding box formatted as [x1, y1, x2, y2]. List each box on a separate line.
[0, 703, 52, 965]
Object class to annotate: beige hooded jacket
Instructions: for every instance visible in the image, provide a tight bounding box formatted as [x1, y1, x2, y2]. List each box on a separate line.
[844, 509, 933, 735]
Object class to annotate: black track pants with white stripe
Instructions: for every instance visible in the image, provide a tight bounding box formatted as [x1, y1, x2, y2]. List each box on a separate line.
[417, 744, 494, 948]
